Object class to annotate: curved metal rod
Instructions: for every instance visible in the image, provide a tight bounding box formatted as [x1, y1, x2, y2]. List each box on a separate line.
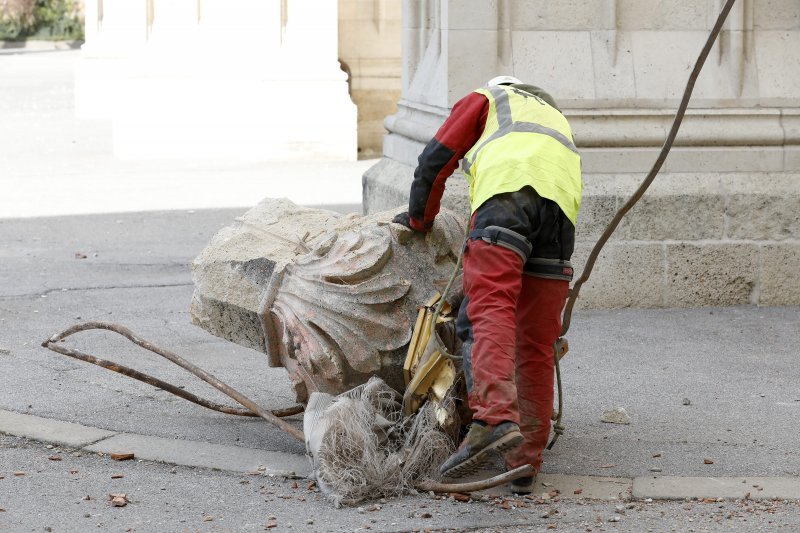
[416, 464, 535, 494]
[42, 321, 305, 442]
[561, 0, 739, 336]
[42, 340, 303, 418]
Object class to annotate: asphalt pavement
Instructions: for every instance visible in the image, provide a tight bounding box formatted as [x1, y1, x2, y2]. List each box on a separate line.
[1, 47, 799, 532]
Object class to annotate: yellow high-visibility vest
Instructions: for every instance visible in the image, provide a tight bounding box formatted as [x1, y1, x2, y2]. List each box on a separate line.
[462, 86, 582, 225]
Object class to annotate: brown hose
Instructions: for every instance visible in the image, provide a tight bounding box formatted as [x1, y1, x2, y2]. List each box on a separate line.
[416, 464, 535, 493]
[561, 0, 739, 336]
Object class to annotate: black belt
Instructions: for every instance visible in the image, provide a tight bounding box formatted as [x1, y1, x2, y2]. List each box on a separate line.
[469, 226, 573, 281]
[524, 257, 574, 281]
[468, 226, 532, 261]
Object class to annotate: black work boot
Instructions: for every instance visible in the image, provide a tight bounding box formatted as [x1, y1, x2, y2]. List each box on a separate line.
[439, 421, 523, 478]
[509, 475, 537, 495]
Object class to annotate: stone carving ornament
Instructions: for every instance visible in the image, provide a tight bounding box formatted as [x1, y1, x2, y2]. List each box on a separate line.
[191, 198, 465, 402]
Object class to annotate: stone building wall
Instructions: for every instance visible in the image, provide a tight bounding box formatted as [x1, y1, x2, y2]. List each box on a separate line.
[338, 0, 402, 158]
[363, 0, 800, 308]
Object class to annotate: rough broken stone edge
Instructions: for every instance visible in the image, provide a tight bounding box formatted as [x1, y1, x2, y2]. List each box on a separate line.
[2, 409, 799, 501]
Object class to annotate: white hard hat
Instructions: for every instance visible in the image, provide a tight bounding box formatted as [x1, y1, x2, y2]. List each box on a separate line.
[486, 75, 522, 87]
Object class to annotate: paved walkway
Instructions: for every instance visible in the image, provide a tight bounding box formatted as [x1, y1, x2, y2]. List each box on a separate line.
[3, 407, 800, 502]
[0, 48, 371, 219]
[1, 49, 799, 532]
[2, 211, 799, 504]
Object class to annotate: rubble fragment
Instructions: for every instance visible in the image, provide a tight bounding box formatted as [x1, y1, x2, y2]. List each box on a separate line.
[600, 407, 631, 424]
[108, 494, 128, 507]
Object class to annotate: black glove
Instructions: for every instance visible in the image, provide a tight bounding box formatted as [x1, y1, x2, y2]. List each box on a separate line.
[392, 211, 415, 230]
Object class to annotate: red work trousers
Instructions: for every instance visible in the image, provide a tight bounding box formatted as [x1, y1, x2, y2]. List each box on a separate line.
[461, 239, 568, 472]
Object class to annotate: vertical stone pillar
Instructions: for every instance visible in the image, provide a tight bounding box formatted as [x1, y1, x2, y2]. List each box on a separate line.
[363, 0, 800, 308]
[75, 0, 357, 161]
[112, 0, 356, 161]
[74, 0, 148, 119]
[338, 0, 402, 157]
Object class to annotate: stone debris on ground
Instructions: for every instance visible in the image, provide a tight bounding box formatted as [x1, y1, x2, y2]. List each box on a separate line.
[108, 493, 128, 507]
[110, 452, 135, 461]
[600, 407, 632, 424]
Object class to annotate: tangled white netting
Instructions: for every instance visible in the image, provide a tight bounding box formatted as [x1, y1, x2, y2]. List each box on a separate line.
[305, 377, 457, 506]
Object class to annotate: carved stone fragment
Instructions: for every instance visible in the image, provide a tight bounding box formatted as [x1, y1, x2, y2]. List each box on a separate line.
[190, 198, 465, 402]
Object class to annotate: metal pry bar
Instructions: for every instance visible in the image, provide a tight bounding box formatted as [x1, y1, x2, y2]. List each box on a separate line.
[42, 321, 305, 442]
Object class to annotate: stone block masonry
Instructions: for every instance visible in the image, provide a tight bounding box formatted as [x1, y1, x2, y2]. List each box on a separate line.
[364, 163, 800, 309]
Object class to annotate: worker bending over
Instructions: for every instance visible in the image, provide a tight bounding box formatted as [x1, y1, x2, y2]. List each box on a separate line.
[393, 75, 582, 494]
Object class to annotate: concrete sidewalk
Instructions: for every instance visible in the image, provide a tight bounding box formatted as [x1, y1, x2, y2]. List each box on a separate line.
[0, 49, 371, 219]
[1, 210, 799, 499]
[2, 45, 800, 508]
[3, 407, 800, 502]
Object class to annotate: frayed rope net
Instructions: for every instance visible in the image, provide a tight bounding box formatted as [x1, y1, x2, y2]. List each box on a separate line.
[305, 377, 457, 507]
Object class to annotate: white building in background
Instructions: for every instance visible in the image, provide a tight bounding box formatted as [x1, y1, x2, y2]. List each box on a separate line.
[75, 0, 401, 161]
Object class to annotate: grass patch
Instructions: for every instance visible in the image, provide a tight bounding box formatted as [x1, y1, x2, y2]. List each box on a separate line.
[0, 0, 83, 41]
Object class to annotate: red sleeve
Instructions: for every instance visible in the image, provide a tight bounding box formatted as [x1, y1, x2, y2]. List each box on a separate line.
[407, 92, 488, 231]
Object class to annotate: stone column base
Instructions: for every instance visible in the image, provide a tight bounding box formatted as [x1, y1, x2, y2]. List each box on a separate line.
[363, 153, 800, 308]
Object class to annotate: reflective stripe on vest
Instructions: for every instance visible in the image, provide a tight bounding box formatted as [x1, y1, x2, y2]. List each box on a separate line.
[461, 86, 582, 225]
